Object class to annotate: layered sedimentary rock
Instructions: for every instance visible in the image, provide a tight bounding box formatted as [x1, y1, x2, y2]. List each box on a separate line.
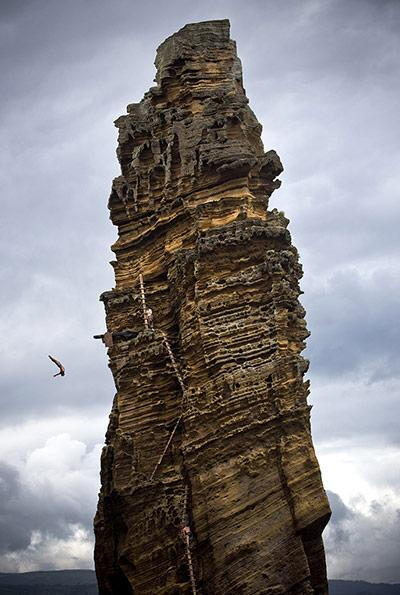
[94, 20, 331, 595]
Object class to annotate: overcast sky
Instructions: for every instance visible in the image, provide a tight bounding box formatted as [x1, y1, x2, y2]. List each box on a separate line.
[1, 0, 399, 582]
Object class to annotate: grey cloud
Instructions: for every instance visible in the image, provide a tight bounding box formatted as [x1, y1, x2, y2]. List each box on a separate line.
[311, 378, 400, 447]
[0, 462, 27, 553]
[326, 490, 354, 547]
[0, 241, 115, 424]
[327, 491, 353, 524]
[304, 267, 400, 381]
[243, 0, 400, 83]
[0, 0, 35, 19]
[325, 490, 400, 582]
[0, 0, 188, 116]
[0, 460, 69, 554]
[0, 448, 98, 557]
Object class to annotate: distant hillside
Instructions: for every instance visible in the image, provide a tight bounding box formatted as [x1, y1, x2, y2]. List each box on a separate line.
[0, 570, 97, 595]
[0, 571, 399, 594]
[330, 580, 400, 595]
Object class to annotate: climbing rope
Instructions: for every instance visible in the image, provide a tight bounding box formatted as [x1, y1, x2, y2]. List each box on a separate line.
[139, 273, 149, 329]
[136, 273, 197, 593]
[149, 334, 187, 480]
[184, 531, 197, 595]
[96, 272, 198, 591]
[161, 332, 185, 392]
[180, 485, 197, 595]
[180, 484, 189, 523]
[149, 414, 182, 481]
[138, 274, 186, 480]
[150, 330, 198, 593]
[148, 331, 187, 480]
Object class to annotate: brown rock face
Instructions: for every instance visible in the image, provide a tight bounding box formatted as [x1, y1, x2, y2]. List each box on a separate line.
[94, 19, 331, 595]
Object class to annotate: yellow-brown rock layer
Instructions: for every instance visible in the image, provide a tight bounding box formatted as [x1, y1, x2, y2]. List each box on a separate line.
[94, 19, 331, 595]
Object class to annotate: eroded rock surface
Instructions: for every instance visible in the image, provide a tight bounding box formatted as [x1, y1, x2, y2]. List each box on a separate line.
[94, 19, 331, 595]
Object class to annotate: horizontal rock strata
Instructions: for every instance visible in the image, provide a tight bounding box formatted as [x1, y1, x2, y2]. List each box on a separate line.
[94, 19, 331, 595]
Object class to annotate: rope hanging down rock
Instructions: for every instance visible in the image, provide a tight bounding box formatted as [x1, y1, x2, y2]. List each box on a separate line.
[180, 485, 197, 595]
[138, 274, 198, 593]
[161, 332, 185, 392]
[149, 414, 182, 481]
[139, 273, 148, 330]
[149, 333, 186, 480]
[96, 272, 198, 593]
[184, 530, 197, 595]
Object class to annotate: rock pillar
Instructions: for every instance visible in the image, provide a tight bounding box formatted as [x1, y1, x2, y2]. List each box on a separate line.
[94, 19, 331, 595]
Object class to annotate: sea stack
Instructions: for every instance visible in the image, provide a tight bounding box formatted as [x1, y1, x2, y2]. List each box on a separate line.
[94, 19, 331, 594]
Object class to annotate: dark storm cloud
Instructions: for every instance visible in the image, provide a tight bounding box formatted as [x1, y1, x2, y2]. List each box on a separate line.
[1, 0, 399, 576]
[0, 462, 27, 553]
[325, 490, 400, 583]
[0, 459, 92, 554]
[326, 490, 354, 547]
